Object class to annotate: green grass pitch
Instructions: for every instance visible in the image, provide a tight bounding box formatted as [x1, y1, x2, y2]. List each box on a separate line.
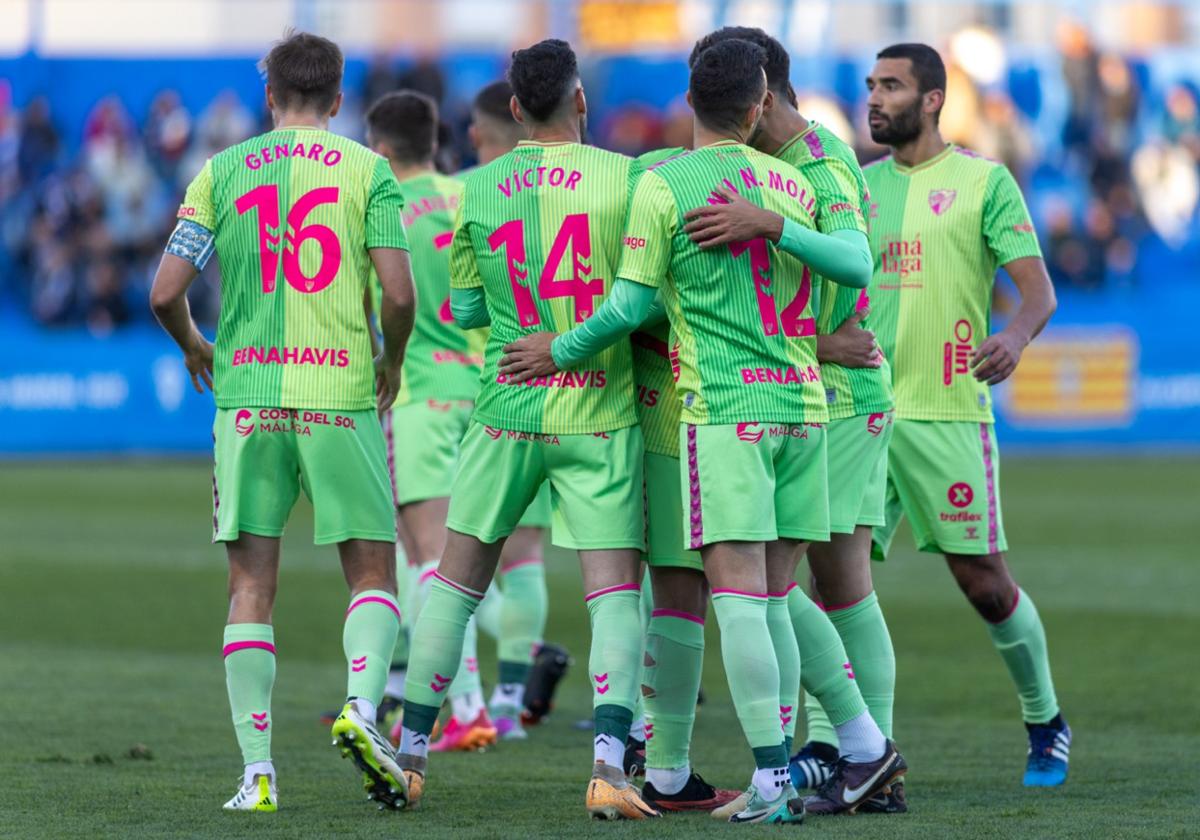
[1, 456, 1196, 838]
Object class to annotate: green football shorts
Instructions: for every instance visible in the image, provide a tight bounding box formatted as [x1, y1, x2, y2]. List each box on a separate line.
[872, 419, 1007, 559]
[446, 422, 645, 550]
[643, 451, 702, 571]
[517, 481, 552, 529]
[384, 399, 473, 506]
[213, 407, 395, 545]
[827, 411, 894, 535]
[681, 422, 829, 548]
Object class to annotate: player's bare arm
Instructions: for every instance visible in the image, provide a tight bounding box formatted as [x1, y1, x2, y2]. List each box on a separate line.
[816, 307, 883, 369]
[971, 256, 1056, 386]
[371, 246, 417, 413]
[150, 226, 215, 394]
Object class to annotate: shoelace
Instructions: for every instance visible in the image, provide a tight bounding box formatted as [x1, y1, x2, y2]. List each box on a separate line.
[812, 758, 851, 798]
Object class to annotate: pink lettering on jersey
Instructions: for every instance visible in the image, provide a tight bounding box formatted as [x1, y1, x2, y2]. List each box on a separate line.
[495, 369, 607, 388]
[765, 170, 817, 219]
[432, 349, 484, 366]
[942, 320, 974, 385]
[243, 140, 343, 170]
[497, 167, 582, 198]
[231, 345, 351, 368]
[803, 131, 826, 159]
[879, 235, 923, 285]
[739, 366, 821, 385]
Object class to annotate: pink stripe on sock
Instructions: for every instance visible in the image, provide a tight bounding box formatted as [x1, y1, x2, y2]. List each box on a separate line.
[786, 581, 799, 593]
[502, 557, 542, 574]
[767, 590, 791, 599]
[651, 608, 705, 626]
[822, 592, 872, 613]
[433, 571, 484, 600]
[687, 424, 704, 549]
[346, 595, 401, 620]
[980, 423, 1000, 554]
[584, 582, 640, 602]
[711, 588, 767, 599]
[418, 567, 438, 584]
[222, 640, 275, 657]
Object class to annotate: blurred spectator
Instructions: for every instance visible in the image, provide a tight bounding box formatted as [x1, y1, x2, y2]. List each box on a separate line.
[144, 90, 192, 183]
[17, 97, 59, 188]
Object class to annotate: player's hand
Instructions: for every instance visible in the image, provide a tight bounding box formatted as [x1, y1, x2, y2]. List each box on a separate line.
[682, 187, 783, 248]
[817, 308, 883, 369]
[183, 331, 214, 393]
[499, 332, 559, 385]
[375, 355, 402, 415]
[971, 330, 1025, 385]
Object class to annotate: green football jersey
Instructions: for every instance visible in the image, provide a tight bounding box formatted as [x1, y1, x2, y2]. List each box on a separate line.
[449, 141, 639, 434]
[774, 123, 894, 420]
[630, 148, 688, 458]
[179, 127, 408, 411]
[618, 141, 827, 426]
[864, 144, 1042, 422]
[368, 171, 482, 405]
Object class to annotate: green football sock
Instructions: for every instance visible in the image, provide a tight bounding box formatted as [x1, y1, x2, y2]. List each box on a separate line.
[585, 584, 643, 740]
[403, 575, 484, 736]
[767, 592, 801, 752]
[803, 690, 836, 748]
[789, 586, 867, 729]
[986, 588, 1060, 723]
[223, 623, 276, 765]
[497, 560, 547, 681]
[826, 591, 895, 737]
[446, 614, 482, 701]
[475, 581, 502, 641]
[344, 590, 400, 706]
[643, 610, 705, 771]
[629, 575, 652, 731]
[712, 591, 786, 764]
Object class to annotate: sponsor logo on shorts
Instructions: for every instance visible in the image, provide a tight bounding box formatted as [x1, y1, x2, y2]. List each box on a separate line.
[245, 409, 358, 437]
[482, 425, 561, 445]
[866, 412, 888, 436]
[736, 422, 764, 443]
[948, 482, 974, 508]
[965, 525, 980, 540]
[929, 188, 957, 215]
[234, 409, 254, 437]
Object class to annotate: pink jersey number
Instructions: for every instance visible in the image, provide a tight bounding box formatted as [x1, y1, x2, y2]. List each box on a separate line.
[728, 239, 815, 338]
[235, 185, 342, 294]
[488, 215, 604, 327]
[434, 231, 455, 323]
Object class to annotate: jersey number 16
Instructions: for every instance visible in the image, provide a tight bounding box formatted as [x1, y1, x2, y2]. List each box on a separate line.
[236, 185, 342, 295]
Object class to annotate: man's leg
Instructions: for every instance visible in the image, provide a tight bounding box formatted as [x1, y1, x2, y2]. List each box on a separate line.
[765, 540, 803, 757]
[946, 552, 1067, 785]
[807, 527, 895, 739]
[385, 514, 417, 711]
[398, 531, 504, 784]
[489, 526, 548, 732]
[223, 534, 281, 805]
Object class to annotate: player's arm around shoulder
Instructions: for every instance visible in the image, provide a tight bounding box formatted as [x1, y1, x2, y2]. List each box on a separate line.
[970, 164, 1057, 386]
[150, 159, 216, 394]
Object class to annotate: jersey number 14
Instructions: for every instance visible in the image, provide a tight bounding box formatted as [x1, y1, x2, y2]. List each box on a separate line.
[488, 213, 604, 327]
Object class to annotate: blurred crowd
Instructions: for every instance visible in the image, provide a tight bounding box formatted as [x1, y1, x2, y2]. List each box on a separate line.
[3, 28, 1199, 334]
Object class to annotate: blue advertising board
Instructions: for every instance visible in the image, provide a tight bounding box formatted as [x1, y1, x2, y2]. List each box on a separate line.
[1, 287, 1197, 455]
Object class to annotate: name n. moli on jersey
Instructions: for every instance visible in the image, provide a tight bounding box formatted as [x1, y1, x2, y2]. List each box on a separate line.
[231, 345, 350, 367]
[740, 365, 821, 385]
[495, 370, 607, 388]
[497, 166, 583, 198]
[705, 167, 818, 221]
[243, 141, 344, 170]
[879, 235, 923, 286]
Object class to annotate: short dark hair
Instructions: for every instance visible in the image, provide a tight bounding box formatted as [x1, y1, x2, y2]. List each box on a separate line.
[473, 80, 515, 123]
[689, 26, 790, 95]
[366, 90, 438, 165]
[876, 43, 947, 97]
[689, 39, 767, 134]
[508, 39, 578, 122]
[259, 30, 343, 114]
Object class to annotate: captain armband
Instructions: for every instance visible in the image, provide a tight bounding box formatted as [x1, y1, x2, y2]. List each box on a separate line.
[165, 219, 216, 271]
